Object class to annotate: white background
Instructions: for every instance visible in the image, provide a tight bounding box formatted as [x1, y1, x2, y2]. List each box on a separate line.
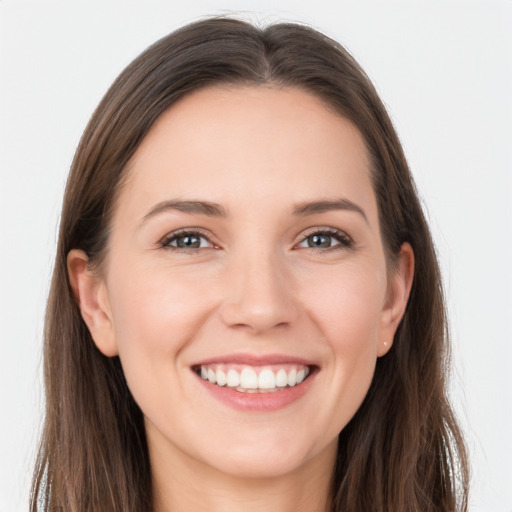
[1, 1, 511, 511]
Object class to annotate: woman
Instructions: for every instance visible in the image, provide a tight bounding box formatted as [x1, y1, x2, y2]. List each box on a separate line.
[31, 16, 469, 512]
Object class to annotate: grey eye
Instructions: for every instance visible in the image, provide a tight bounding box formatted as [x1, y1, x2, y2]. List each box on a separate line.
[306, 234, 334, 248]
[174, 234, 202, 248]
[165, 231, 213, 249]
[298, 233, 340, 249]
[296, 229, 353, 251]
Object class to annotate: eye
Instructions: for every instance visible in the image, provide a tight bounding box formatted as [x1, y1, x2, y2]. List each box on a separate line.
[161, 230, 215, 250]
[296, 228, 354, 250]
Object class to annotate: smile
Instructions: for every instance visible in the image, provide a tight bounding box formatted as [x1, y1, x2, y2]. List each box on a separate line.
[191, 355, 318, 411]
[195, 364, 311, 393]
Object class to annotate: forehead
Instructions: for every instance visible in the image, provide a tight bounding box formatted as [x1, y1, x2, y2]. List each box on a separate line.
[118, 85, 376, 220]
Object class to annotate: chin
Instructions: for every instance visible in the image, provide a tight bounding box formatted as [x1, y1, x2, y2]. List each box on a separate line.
[211, 450, 309, 480]
[198, 430, 334, 480]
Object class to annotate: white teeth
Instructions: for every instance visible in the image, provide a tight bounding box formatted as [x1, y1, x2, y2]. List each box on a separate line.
[287, 368, 297, 387]
[198, 364, 312, 392]
[258, 369, 276, 389]
[226, 369, 240, 387]
[207, 368, 217, 384]
[240, 368, 258, 389]
[296, 368, 306, 384]
[275, 368, 288, 387]
[216, 368, 227, 386]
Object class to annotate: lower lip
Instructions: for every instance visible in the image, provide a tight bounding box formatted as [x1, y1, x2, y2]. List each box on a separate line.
[194, 371, 316, 412]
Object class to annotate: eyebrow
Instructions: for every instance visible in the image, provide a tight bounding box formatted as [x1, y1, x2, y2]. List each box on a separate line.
[140, 197, 368, 224]
[292, 198, 368, 223]
[141, 200, 228, 224]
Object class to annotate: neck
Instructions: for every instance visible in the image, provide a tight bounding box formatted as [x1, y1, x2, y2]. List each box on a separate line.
[149, 431, 336, 512]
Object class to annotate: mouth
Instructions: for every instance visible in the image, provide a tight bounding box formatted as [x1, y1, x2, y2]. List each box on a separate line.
[192, 363, 314, 393]
[190, 354, 318, 411]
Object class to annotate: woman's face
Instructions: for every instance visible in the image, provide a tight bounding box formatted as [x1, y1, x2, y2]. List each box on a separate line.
[72, 86, 411, 480]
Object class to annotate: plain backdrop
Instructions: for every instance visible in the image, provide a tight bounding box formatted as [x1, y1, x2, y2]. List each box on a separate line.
[1, 1, 511, 511]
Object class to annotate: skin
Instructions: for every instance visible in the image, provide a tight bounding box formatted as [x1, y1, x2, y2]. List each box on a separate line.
[68, 86, 414, 512]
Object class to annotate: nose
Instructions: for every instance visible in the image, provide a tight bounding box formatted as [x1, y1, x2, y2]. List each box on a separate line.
[219, 250, 299, 334]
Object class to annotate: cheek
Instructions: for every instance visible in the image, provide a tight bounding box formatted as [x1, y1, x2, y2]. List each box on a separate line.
[303, 261, 386, 347]
[105, 263, 220, 407]
[108, 263, 217, 351]
[104, 263, 224, 435]
[300, 262, 385, 427]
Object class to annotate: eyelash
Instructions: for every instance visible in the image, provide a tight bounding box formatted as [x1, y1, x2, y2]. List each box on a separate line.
[160, 229, 216, 251]
[297, 227, 354, 251]
[159, 227, 354, 252]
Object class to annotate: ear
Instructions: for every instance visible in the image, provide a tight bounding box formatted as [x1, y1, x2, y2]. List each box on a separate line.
[377, 242, 415, 357]
[67, 249, 118, 357]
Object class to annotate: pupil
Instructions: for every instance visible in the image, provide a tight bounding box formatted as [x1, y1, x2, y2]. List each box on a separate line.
[309, 234, 331, 248]
[177, 235, 200, 248]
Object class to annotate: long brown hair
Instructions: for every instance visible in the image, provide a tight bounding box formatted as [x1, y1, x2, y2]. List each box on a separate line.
[31, 16, 469, 511]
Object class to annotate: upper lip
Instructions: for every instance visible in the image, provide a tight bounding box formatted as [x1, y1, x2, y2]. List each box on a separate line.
[191, 353, 317, 367]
